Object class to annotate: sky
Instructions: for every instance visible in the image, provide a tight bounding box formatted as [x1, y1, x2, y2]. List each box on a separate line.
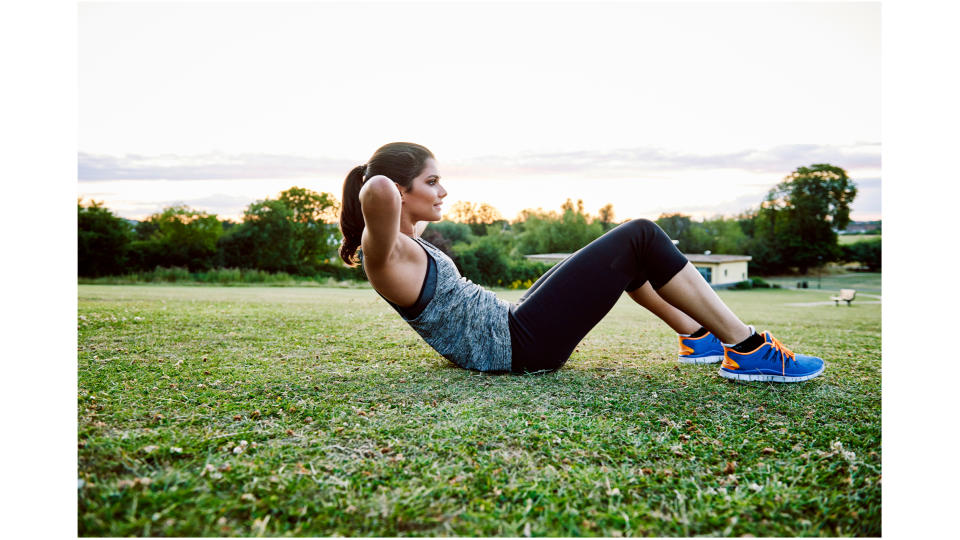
[78, 0, 881, 223]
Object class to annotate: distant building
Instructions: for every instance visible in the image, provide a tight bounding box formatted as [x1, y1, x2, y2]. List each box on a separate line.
[524, 251, 752, 288]
[683, 254, 752, 287]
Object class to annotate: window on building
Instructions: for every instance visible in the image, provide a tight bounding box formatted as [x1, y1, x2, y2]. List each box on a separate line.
[697, 266, 712, 283]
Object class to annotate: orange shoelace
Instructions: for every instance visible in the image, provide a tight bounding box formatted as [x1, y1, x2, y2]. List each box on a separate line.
[769, 334, 796, 375]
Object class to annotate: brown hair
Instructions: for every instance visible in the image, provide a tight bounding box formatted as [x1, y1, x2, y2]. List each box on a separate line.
[338, 142, 435, 265]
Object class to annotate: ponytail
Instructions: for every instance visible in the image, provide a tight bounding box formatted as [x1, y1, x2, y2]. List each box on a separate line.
[338, 164, 367, 266]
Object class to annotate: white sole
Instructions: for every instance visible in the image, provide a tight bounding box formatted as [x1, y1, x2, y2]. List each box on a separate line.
[678, 355, 724, 364]
[717, 365, 825, 383]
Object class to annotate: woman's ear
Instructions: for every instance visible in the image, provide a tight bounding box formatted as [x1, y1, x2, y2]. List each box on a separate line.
[394, 182, 404, 200]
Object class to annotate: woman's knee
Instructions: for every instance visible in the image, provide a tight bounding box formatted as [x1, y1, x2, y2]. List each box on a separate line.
[625, 218, 659, 234]
[612, 218, 662, 243]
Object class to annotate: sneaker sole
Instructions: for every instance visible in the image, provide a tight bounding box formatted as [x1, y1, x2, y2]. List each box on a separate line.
[678, 355, 724, 364]
[717, 364, 825, 383]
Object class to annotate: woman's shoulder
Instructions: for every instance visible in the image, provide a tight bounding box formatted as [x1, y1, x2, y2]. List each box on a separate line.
[362, 230, 415, 265]
[363, 234, 431, 307]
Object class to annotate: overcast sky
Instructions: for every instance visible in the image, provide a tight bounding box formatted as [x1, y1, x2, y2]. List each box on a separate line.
[78, 1, 881, 221]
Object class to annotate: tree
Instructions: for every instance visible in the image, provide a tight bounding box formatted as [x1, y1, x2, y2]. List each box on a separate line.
[701, 216, 750, 255]
[421, 220, 474, 260]
[655, 213, 751, 256]
[597, 203, 616, 231]
[277, 186, 340, 268]
[131, 205, 223, 271]
[449, 227, 547, 287]
[656, 213, 693, 244]
[516, 199, 604, 255]
[754, 164, 858, 273]
[78, 199, 133, 277]
[656, 213, 711, 254]
[744, 198, 788, 274]
[217, 199, 304, 273]
[447, 201, 505, 235]
[452, 234, 511, 286]
[841, 238, 882, 271]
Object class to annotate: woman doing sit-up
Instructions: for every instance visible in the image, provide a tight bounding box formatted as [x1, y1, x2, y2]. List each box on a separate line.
[339, 142, 824, 382]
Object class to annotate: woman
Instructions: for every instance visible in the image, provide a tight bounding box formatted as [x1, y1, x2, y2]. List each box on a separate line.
[339, 142, 824, 383]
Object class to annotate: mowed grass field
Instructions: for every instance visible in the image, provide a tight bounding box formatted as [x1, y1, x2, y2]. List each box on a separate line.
[837, 235, 880, 245]
[762, 272, 882, 295]
[78, 284, 881, 537]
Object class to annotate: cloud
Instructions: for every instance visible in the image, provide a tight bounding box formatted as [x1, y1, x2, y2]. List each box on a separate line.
[853, 176, 881, 189]
[78, 152, 355, 181]
[675, 193, 770, 217]
[447, 143, 881, 178]
[675, 176, 881, 219]
[78, 143, 881, 182]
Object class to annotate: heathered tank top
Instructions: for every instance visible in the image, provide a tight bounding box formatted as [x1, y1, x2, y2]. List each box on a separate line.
[367, 236, 513, 373]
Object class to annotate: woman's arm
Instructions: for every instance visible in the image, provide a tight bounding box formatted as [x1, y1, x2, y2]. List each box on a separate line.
[358, 175, 402, 267]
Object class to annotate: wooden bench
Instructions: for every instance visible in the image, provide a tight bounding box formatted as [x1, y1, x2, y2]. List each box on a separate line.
[830, 289, 856, 306]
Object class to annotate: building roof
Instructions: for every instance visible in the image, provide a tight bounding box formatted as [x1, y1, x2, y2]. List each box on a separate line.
[684, 254, 752, 263]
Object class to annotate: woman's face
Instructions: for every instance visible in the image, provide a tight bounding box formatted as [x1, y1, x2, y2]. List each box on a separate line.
[400, 158, 447, 222]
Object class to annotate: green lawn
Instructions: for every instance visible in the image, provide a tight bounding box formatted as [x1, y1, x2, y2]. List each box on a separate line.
[838, 235, 880, 245]
[78, 284, 881, 536]
[761, 272, 882, 295]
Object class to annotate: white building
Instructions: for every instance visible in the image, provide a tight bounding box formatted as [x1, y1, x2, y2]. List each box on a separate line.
[683, 254, 752, 287]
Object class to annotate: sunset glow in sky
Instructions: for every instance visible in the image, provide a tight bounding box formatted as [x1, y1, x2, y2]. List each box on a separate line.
[79, 1, 881, 222]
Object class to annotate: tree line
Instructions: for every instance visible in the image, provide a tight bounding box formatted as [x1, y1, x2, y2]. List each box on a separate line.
[79, 163, 879, 285]
[79, 187, 357, 280]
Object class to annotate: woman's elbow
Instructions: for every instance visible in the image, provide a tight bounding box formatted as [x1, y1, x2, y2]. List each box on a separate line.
[359, 176, 400, 205]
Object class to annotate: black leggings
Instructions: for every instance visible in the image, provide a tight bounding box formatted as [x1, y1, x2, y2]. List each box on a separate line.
[508, 219, 689, 373]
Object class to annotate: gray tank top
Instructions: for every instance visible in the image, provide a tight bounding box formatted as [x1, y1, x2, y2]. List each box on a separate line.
[370, 236, 513, 373]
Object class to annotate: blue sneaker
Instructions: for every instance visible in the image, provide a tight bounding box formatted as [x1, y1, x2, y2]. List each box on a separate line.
[719, 331, 825, 383]
[678, 331, 725, 364]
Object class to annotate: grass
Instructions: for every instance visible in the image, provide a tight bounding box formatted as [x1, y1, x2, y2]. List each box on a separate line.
[78, 266, 371, 288]
[761, 272, 882, 295]
[837, 235, 880, 245]
[78, 284, 881, 536]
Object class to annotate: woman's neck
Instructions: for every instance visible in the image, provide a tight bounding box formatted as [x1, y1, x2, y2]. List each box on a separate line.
[399, 216, 417, 238]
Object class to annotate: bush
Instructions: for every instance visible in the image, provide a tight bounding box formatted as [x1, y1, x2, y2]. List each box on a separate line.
[217, 200, 303, 273]
[127, 266, 192, 282]
[132, 206, 223, 272]
[453, 238, 510, 286]
[506, 258, 550, 285]
[313, 262, 367, 282]
[202, 268, 243, 284]
[840, 238, 881, 271]
[451, 235, 550, 287]
[729, 277, 779, 290]
[80, 265, 368, 286]
[191, 268, 294, 284]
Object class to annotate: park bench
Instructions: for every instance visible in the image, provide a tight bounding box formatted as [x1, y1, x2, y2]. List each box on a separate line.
[830, 289, 856, 306]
